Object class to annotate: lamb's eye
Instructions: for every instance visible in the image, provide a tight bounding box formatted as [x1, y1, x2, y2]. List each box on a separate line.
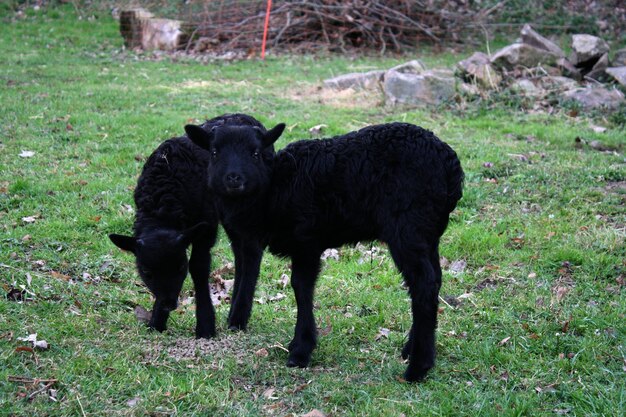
[211, 149, 217, 158]
[252, 150, 260, 159]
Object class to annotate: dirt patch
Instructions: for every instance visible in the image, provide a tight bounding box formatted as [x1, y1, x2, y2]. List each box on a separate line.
[286, 83, 383, 109]
[143, 333, 246, 364]
[604, 181, 626, 195]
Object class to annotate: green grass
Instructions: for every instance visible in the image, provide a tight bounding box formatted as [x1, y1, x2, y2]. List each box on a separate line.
[1, 6, 625, 417]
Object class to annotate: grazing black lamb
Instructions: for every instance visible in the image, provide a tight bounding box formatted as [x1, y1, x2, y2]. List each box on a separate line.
[109, 113, 267, 339]
[184, 121, 463, 382]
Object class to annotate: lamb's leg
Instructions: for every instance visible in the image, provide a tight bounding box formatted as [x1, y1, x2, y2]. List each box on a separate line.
[228, 238, 264, 331]
[287, 253, 321, 368]
[389, 244, 440, 382]
[401, 247, 442, 360]
[189, 236, 217, 339]
[149, 300, 170, 332]
[228, 239, 243, 323]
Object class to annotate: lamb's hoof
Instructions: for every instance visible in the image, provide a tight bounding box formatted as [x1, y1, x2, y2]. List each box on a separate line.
[403, 365, 431, 383]
[195, 329, 216, 339]
[286, 357, 310, 368]
[228, 325, 245, 332]
[148, 323, 167, 333]
[286, 351, 311, 368]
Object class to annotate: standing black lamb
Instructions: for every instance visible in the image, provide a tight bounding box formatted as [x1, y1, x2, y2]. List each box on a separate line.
[184, 121, 464, 382]
[109, 113, 267, 339]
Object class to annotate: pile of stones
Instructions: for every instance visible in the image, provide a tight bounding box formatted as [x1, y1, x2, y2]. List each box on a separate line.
[324, 25, 626, 111]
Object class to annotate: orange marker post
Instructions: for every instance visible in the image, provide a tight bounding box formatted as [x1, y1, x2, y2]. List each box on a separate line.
[261, 0, 273, 59]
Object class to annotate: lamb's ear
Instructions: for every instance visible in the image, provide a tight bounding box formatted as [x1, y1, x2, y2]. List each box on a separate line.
[185, 124, 213, 150]
[262, 123, 286, 147]
[109, 234, 137, 254]
[175, 222, 209, 248]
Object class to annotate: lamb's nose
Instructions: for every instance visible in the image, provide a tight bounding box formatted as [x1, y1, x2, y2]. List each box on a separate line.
[225, 173, 243, 187]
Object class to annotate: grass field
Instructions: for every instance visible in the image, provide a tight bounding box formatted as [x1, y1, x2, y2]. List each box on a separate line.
[1, 5, 625, 417]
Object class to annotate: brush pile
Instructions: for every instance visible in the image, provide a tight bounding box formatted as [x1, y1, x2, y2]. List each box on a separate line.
[120, 0, 495, 54]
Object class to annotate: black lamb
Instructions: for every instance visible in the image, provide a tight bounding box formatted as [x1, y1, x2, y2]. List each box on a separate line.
[184, 121, 464, 382]
[109, 113, 267, 339]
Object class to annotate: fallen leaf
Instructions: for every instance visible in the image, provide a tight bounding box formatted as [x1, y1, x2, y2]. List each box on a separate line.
[508, 153, 529, 162]
[34, 340, 49, 350]
[51, 271, 71, 281]
[375, 327, 390, 341]
[22, 215, 39, 223]
[15, 346, 34, 353]
[127, 397, 140, 407]
[255, 348, 269, 357]
[321, 248, 339, 261]
[278, 273, 289, 289]
[268, 293, 286, 302]
[134, 306, 152, 324]
[301, 410, 326, 417]
[262, 387, 276, 399]
[498, 336, 511, 346]
[528, 272, 537, 279]
[19, 150, 35, 158]
[318, 322, 332, 336]
[449, 259, 467, 274]
[309, 124, 327, 136]
[555, 286, 569, 302]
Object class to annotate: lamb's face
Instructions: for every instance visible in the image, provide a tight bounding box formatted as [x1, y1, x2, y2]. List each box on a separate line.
[185, 122, 286, 198]
[208, 127, 274, 197]
[133, 230, 188, 311]
[109, 223, 208, 313]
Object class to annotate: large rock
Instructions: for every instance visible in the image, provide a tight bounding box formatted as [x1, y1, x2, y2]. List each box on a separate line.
[491, 43, 561, 70]
[457, 52, 501, 88]
[383, 70, 456, 106]
[613, 48, 626, 67]
[561, 87, 625, 110]
[606, 67, 626, 87]
[389, 60, 426, 75]
[520, 24, 565, 58]
[323, 70, 385, 91]
[570, 34, 609, 67]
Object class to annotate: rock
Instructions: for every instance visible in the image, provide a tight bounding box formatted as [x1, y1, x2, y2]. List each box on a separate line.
[459, 82, 481, 97]
[510, 79, 542, 96]
[613, 48, 626, 67]
[323, 70, 385, 91]
[389, 60, 426, 75]
[606, 67, 626, 87]
[570, 34, 609, 67]
[556, 58, 582, 81]
[586, 53, 610, 81]
[193, 37, 219, 53]
[538, 76, 579, 92]
[520, 24, 565, 58]
[562, 87, 625, 110]
[119, 9, 184, 51]
[491, 43, 561, 70]
[457, 52, 501, 89]
[383, 70, 456, 106]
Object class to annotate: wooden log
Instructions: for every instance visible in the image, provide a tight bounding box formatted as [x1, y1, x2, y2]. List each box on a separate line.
[119, 8, 185, 51]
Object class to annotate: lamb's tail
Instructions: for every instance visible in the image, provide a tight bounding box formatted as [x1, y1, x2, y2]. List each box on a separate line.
[444, 147, 464, 214]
